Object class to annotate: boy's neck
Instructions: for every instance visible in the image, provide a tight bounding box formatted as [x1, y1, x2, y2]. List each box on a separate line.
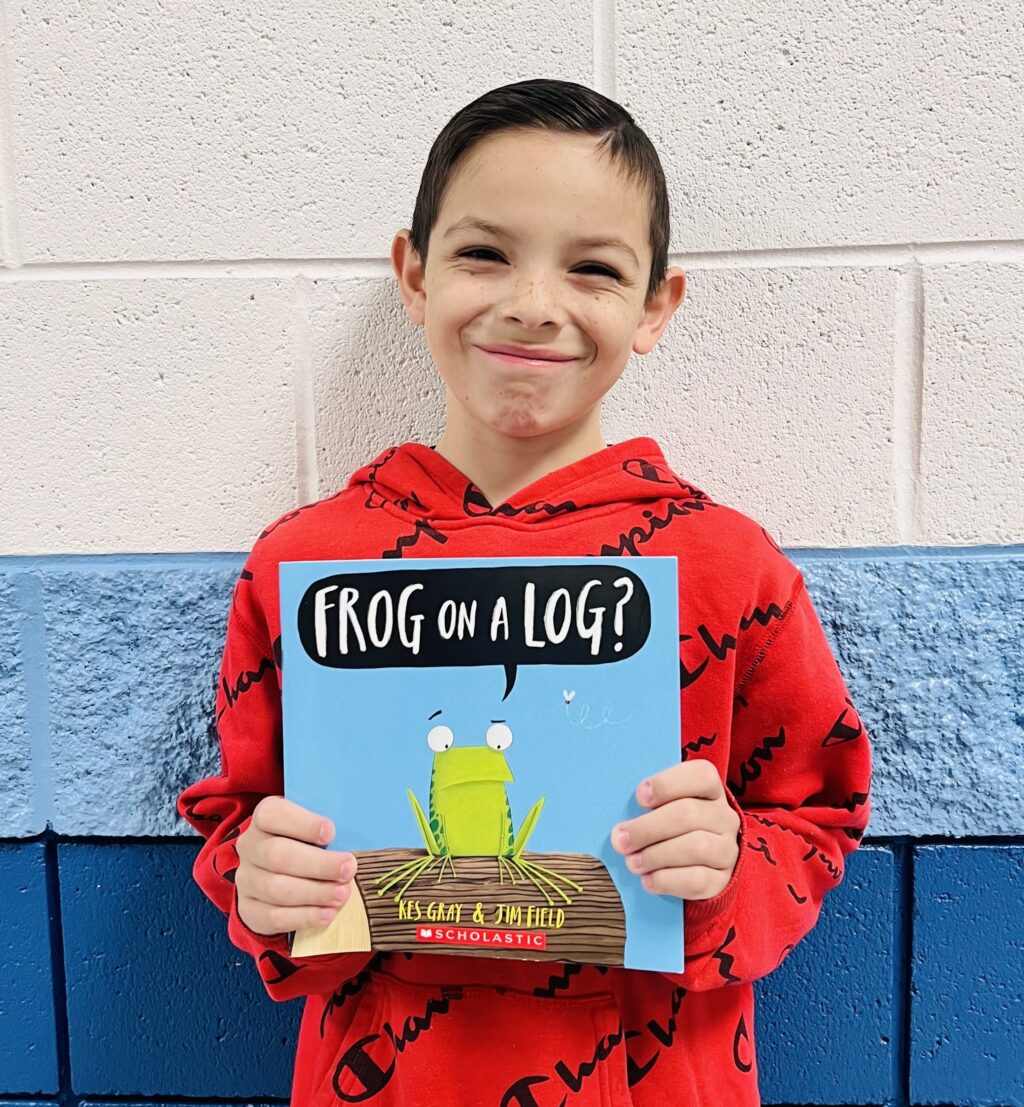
[433, 416, 608, 509]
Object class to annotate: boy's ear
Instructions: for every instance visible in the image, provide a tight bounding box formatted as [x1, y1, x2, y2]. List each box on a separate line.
[632, 266, 687, 356]
[392, 229, 427, 325]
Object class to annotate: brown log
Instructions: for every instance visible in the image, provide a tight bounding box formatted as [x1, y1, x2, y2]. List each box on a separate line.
[293, 848, 626, 965]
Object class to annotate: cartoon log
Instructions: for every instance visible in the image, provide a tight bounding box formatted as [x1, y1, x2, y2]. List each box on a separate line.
[291, 848, 627, 965]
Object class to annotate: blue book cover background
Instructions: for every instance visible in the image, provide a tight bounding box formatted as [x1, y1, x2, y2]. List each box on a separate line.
[280, 555, 683, 972]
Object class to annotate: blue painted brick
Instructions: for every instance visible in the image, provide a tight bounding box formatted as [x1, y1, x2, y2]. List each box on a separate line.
[15, 547, 1024, 840]
[754, 846, 894, 1105]
[911, 845, 1024, 1106]
[43, 565, 238, 835]
[795, 552, 1024, 837]
[0, 844, 59, 1094]
[58, 843, 298, 1097]
[0, 573, 39, 836]
[32, 549, 1024, 839]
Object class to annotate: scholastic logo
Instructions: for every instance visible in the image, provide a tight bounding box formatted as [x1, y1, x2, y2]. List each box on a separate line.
[416, 926, 547, 950]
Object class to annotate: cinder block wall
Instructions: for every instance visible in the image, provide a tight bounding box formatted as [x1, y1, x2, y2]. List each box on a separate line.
[1, 3, 1021, 1106]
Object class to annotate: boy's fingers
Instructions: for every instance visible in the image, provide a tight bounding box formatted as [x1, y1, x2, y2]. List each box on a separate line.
[252, 795, 334, 845]
[640, 865, 730, 901]
[613, 797, 729, 854]
[238, 893, 349, 937]
[245, 834, 356, 882]
[624, 830, 737, 876]
[639, 761, 724, 807]
[236, 863, 354, 908]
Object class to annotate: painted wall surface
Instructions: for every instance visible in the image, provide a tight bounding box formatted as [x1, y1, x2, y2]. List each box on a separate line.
[1, 834, 1021, 1104]
[1, 1, 1022, 1106]
[3, 550, 1020, 841]
[2, 9, 1023, 555]
[1, 549, 1021, 1106]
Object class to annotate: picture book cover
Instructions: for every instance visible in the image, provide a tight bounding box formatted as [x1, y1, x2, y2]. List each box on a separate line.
[279, 555, 683, 973]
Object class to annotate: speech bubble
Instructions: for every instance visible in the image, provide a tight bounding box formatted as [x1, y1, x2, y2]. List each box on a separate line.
[295, 565, 651, 700]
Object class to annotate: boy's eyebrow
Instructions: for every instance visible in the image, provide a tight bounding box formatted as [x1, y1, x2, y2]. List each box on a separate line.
[428, 709, 443, 720]
[443, 216, 639, 266]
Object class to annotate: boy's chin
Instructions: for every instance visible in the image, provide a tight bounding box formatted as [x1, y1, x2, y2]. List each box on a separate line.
[479, 404, 581, 440]
[447, 390, 599, 444]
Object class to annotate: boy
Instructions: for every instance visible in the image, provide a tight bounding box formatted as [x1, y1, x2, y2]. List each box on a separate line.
[179, 77, 872, 1105]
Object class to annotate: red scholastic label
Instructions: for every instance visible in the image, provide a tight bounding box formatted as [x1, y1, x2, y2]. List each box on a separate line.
[415, 925, 547, 950]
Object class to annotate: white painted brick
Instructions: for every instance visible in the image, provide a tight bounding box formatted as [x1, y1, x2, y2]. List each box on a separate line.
[0, 279, 298, 553]
[604, 266, 901, 546]
[619, 1, 1024, 250]
[920, 264, 1024, 544]
[307, 267, 899, 548]
[308, 277, 445, 496]
[8, 1, 592, 262]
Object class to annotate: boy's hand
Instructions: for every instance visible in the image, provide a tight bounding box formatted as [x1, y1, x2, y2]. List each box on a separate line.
[612, 761, 741, 901]
[235, 796, 358, 936]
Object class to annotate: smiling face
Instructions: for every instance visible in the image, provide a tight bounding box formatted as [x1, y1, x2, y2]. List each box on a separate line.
[392, 128, 685, 449]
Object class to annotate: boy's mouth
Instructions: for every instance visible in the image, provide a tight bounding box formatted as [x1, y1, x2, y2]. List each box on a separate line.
[476, 345, 579, 367]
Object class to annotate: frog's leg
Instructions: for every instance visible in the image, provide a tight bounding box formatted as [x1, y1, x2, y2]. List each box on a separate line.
[376, 790, 443, 899]
[508, 796, 585, 906]
[435, 812, 457, 882]
[411, 790, 439, 853]
[497, 797, 533, 885]
[510, 797, 545, 856]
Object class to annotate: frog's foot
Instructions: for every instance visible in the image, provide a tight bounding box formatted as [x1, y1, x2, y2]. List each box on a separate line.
[375, 854, 441, 901]
[507, 857, 584, 906]
[435, 854, 457, 883]
[497, 855, 520, 887]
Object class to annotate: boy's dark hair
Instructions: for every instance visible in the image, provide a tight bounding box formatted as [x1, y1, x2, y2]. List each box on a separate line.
[409, 78, 670, 304]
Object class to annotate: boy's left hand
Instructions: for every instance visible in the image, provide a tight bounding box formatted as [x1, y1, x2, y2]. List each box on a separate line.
[612, 761, 741, 901]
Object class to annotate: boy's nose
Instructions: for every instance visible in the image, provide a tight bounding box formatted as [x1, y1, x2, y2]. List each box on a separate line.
[501, 316, 561, 334]
[504, 281, 566, 327]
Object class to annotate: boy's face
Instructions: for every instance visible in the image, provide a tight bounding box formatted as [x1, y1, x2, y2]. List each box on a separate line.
[392, 128, 685, 446]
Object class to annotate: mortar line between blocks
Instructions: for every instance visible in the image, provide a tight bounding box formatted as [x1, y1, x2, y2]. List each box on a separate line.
[16, 571, 55, 829]
[892, 842, 915, 1107]
[0, 0, 23, 267]
[893, 262, 925, 543]
[3, 241, 1024, 281]
[292, 275, 319, 504]
[1, 544, 1022, 573]
[43, 834, 75, 1107]
[592, 0, 616, 94]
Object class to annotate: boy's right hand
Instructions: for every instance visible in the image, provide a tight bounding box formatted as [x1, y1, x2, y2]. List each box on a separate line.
[235, 796, 358, 937]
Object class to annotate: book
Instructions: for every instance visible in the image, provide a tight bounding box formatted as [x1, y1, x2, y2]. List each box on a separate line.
[280, 555, 683, 972]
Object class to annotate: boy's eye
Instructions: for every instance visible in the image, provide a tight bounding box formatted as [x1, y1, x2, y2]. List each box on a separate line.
[457, 248, 620, 280]
[459, 248, 502, 262]
[571, 263, 619, 278]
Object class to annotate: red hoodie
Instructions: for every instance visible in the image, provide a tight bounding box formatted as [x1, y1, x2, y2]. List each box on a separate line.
[178, 437, 872, 1107]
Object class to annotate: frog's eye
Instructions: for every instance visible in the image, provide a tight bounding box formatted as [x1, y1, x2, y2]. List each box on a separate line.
[427, 724, 454, 752]
[485, 722, 513, 751]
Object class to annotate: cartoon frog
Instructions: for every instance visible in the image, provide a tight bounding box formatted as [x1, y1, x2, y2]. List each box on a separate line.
[375, 717, 582, 906]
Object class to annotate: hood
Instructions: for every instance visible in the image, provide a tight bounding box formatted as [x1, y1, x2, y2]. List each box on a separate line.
[346, 438, 709, 527]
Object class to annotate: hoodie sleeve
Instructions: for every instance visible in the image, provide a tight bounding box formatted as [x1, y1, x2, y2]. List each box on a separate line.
[177, 558, 373, 1001]
[666, 570, 872, 991]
